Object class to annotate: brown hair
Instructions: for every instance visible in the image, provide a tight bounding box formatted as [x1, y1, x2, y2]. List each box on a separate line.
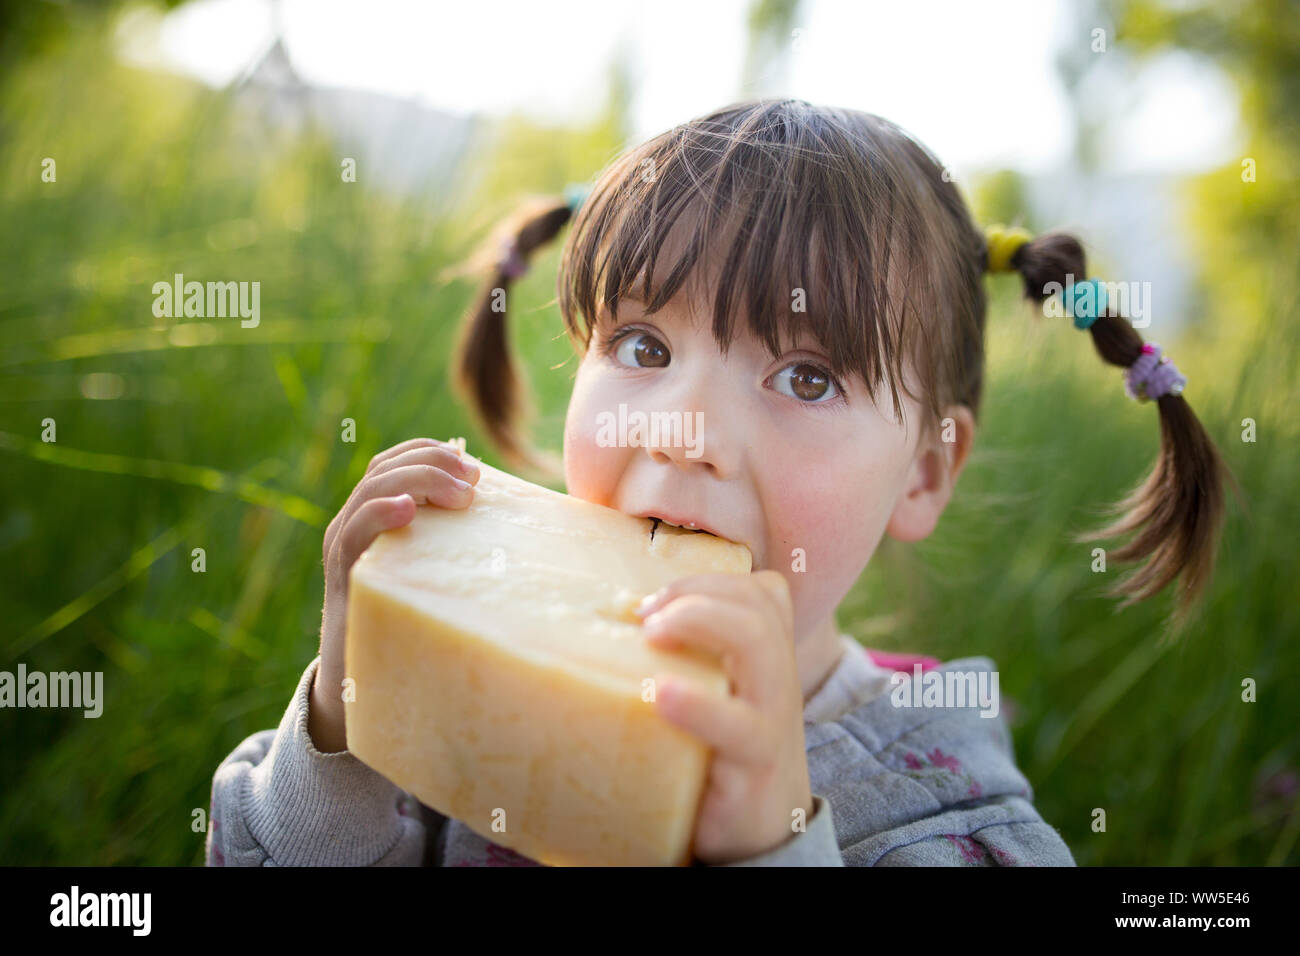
[451, 98, 1229, 624]
[449, 196, 575, 472]
[1012, 234, 1232, 625]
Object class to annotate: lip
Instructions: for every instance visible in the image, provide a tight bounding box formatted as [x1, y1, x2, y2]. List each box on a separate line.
[632, 510, 729, 541]
[628, 510, 760, 568]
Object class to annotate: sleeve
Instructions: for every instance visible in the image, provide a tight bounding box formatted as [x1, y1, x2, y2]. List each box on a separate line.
[864, 794, 1077, 866]
[711, 793, 845, 867]
[804, 660, 1077, 867]
[205, 655, 429, 866]
[854, 711, 1076, 867]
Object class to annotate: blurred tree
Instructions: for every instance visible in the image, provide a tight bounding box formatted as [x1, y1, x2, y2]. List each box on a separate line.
[972, 168, 1037, 234]
[1116, 0, 1300, 154]
[0, 0, 188, 78]
[1055, 0, 1136, 173]
[1110, 0, 1299, 356]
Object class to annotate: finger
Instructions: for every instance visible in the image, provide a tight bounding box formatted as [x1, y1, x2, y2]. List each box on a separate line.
[360, 464, 476, 511]
[750, 570, 795, 641]
[324, 512, 339, 568]
[327, 466, 470, 585]
[326, 457, 473, 560]
[637, 571, 796, 693]
[330, 440, 447, 558]
[369, 444, 480, 485]
[636, 572, 751, 615]
[652, 674, 767, 765]
[333, 494, 416, 581]
[366, 437, 458, 476]
[636, 571, 788, 631]
[642, 596, 775, 704]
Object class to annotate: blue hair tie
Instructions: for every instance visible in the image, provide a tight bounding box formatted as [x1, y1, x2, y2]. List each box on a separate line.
[564, 182, 592, 215]
[1063, 279, 1107, 330]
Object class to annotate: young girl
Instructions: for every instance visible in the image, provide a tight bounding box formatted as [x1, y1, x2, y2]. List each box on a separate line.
[207, 99, 1227, 867]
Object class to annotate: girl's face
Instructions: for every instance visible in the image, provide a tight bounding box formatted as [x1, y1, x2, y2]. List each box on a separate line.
[562, 261, 971, 644]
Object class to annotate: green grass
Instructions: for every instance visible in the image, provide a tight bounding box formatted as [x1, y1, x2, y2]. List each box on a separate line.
[2, 29, 1296, 867]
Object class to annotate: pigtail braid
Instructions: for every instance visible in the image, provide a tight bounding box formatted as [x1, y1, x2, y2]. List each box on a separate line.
[448, 197, 574, 476]
[1008, 232, 1233, 626]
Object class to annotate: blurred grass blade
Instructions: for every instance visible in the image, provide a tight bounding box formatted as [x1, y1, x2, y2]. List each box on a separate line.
[0, 431, 328, 526]
[0, 318, 391, 368]
[10, 521, 193, 657]
[187, 607, 269, 661]
[1037, 635, 1177, 779]
[1267, 789, 1300, 867]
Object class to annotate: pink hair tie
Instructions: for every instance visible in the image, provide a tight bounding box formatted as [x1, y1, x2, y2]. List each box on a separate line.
[1125, 342, 1187, 401]
[497, 237, 529, 279]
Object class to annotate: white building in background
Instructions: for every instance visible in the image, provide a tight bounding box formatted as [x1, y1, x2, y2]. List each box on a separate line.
[232, 36, 489, 212]
[231, 38, 1201, 337]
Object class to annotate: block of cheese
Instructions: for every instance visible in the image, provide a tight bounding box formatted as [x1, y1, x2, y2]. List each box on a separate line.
[343, 439, 752, 866]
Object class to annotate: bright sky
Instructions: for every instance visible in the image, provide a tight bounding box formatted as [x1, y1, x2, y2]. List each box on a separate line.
[119, 0, 1241, 176]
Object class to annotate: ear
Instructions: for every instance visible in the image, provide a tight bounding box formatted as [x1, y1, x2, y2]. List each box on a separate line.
[885, 405, 975, 543]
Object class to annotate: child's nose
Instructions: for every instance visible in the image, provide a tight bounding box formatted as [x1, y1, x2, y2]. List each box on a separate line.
[640, 407, 735, 479]
[639, 355, 742, 479]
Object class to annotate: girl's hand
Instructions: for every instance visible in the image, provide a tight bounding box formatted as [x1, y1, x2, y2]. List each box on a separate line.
[637, 569, 814, 864]
[310, 437, 480, 753]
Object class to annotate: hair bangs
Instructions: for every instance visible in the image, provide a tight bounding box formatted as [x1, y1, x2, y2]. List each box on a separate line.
[557, 100, 942, 428]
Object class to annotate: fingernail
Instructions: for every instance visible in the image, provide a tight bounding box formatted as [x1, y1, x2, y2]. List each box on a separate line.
[458, 457, 480, 479]
[635, 590, 664, 617]
[452, 477, 472, 492]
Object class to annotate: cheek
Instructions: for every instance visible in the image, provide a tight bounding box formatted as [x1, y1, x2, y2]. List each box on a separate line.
[762, 436, 906, 631]
[562, 360, 625, 508]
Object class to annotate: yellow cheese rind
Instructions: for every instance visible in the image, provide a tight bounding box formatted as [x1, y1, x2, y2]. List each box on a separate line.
[343, 446, 752, 866]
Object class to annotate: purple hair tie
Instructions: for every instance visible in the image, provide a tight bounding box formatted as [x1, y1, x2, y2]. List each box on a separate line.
[498, 237, 529, 279]
[1125, 342, 1187, 401]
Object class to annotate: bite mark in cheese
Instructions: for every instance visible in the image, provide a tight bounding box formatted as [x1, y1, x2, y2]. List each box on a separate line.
[343, 441, 752, 866]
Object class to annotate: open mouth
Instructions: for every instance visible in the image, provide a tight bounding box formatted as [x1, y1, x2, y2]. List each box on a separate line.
[649, 516, 708, 533]
[648, 517, 714, 542]
[643, 515, 759, 568]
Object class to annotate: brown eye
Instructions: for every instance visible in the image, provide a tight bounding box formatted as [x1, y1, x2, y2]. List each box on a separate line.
[770, 362, 838, 403]
[614, 331, 670, 368]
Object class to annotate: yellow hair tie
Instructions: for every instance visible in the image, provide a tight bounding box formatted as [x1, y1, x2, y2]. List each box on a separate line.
[984, 224, 1033, 274]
